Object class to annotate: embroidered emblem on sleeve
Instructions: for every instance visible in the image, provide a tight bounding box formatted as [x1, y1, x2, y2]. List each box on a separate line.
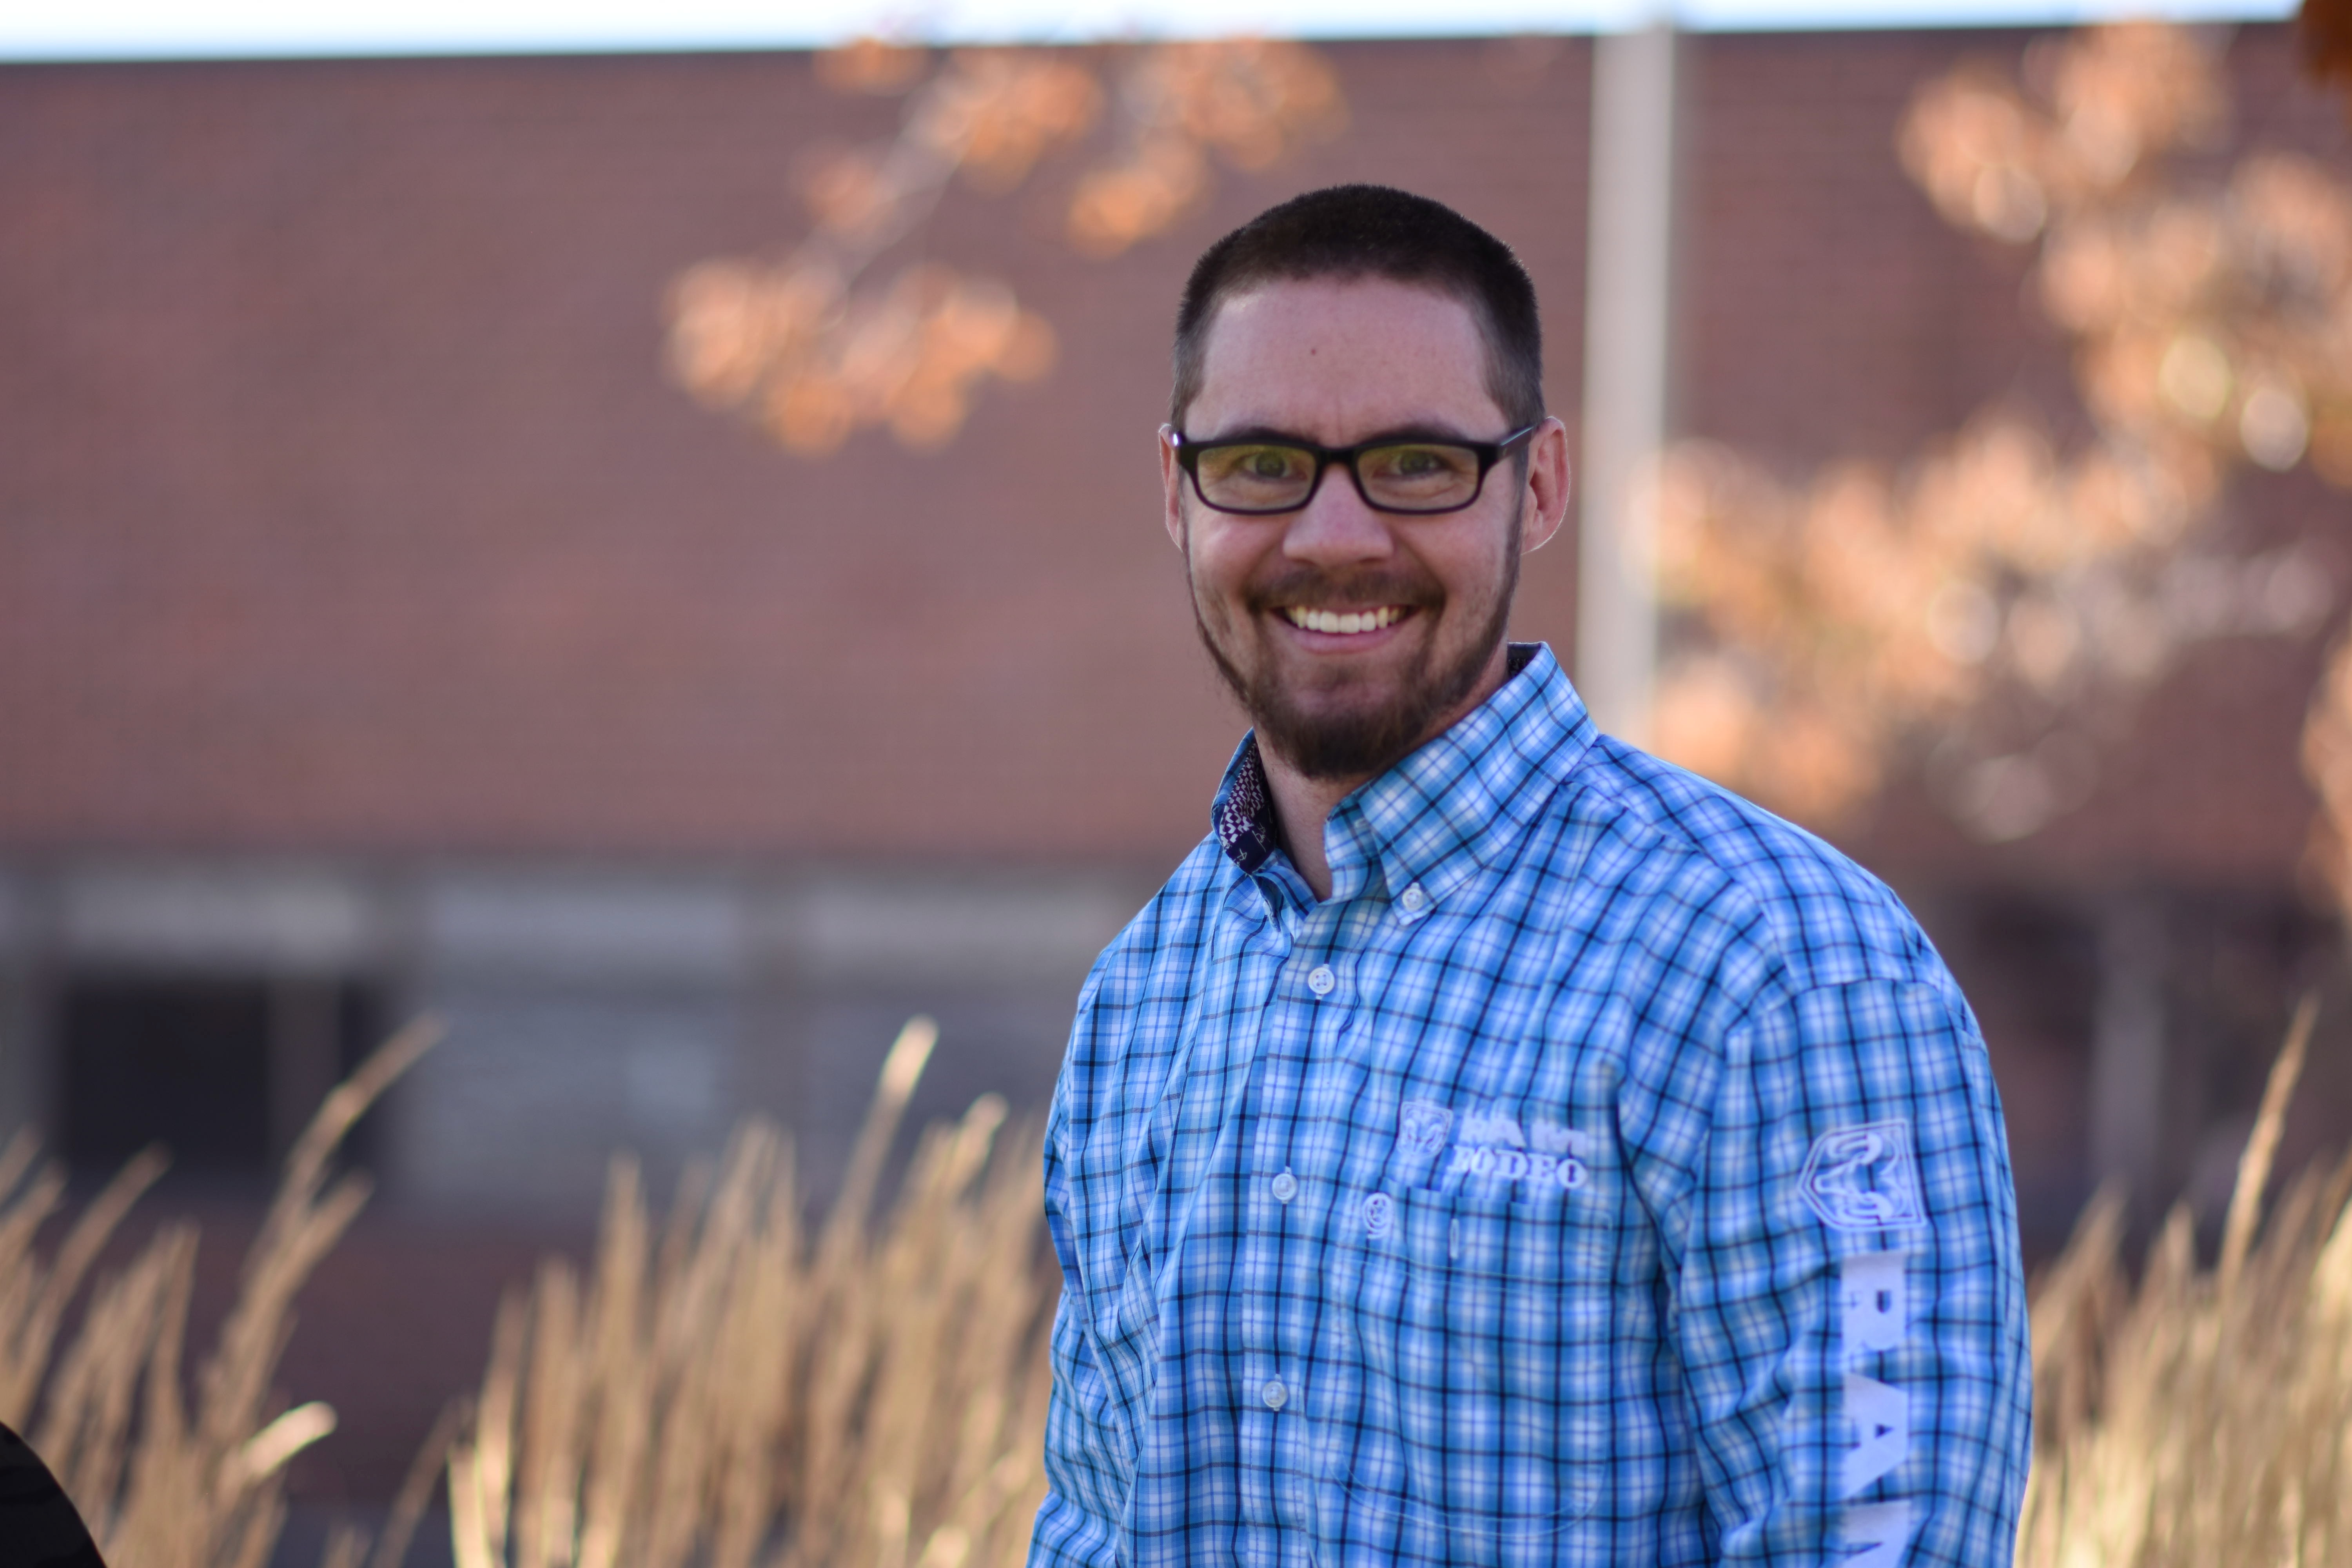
[1799, 1121, 1925, 1230]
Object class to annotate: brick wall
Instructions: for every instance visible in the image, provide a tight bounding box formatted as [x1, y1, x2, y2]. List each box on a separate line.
[5, 29, 2343, 881]
[0, 41, 1596, 864]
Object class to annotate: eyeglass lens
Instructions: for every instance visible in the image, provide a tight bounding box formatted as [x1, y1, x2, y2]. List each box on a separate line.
[1193, 441, 1487, 513]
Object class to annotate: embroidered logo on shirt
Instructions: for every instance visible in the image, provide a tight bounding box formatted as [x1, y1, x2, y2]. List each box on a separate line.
[1397, 1100, 1452, 1155]
[1441, 1106, 1590, 1190]
[1458, 1107, 1526, 1147]
[1800, 1122, 1925, 1230]
[1528, 1120, 1580, 1156]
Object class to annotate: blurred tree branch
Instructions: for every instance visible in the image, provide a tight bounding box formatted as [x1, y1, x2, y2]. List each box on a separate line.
[1649, 22, 2352, 849]
[662, 38, 1343, 456]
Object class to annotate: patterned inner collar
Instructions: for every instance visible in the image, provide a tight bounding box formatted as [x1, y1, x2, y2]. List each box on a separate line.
[1212, 733, 1281, 874]
[1210, 642, 1541, 877]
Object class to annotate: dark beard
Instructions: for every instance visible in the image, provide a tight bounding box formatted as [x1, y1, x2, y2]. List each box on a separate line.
[1193, 545, 1520, 782]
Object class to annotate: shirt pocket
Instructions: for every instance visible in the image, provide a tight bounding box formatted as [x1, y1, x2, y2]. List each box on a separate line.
[1331, 1183, 1601, 1563]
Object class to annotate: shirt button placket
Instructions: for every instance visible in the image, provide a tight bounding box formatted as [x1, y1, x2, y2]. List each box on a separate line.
[1241, 954, 1317, 1535]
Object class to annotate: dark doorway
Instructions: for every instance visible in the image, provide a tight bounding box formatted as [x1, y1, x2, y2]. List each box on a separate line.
[59, 974, 384, 1185]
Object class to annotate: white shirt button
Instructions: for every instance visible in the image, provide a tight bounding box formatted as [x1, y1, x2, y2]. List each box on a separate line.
[1270, 1171, 1298, 1202]
[1307, 965, 1336, 995]
[1399, 884, 1426, 911]
[1261, 1378, 1289, 1410]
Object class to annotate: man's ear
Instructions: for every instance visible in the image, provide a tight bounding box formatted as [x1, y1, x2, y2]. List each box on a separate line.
[1159, 425, 1189, 554]
[1519, 416, 1572, 554]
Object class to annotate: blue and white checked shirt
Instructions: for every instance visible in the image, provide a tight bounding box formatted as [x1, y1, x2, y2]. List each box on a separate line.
[1031, 644, 2029, 1568]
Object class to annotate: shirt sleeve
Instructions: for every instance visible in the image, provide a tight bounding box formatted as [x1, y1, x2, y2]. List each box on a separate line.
[1637, 977, 2032, 1567]
[1027, 1093, 1131, 1568]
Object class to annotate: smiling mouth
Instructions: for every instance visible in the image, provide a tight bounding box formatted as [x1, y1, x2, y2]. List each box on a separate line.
[1280, 604, 1411, 636]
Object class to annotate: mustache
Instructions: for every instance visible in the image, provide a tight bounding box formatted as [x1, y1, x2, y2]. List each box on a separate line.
[1242, 566, 1442, 613]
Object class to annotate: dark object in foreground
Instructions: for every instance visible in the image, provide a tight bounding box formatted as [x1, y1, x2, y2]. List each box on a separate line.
[0, 1423, 104, 1568]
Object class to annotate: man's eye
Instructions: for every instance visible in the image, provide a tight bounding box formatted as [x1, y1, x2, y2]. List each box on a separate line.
[1241, 448, 1300, 478]
[1201, 446, 1307, 486]
[1372, 445, 1472, 479]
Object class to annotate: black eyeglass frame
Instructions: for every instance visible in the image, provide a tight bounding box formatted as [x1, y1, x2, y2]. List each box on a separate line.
[1169, 422, 1544, 516]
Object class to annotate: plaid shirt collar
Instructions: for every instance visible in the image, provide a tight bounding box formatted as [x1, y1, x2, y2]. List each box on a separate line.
[1208, 641, 1598, 911]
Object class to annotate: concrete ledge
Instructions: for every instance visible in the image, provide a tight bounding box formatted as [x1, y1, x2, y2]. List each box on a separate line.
[59, 864, 381, 974]
[772, 875, 1134, 987]
[419, 873, 750, 986]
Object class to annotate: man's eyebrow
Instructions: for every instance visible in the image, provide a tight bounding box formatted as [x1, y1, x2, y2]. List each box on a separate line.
[1189, 420, 1486, 445]
[1184, 423, 1303, 444]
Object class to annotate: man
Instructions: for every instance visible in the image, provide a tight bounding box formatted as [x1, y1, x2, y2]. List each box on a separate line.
[1030, 185, 2029, 1568]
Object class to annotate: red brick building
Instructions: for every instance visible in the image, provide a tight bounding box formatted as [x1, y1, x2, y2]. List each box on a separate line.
[2, 24, 2348, 1515]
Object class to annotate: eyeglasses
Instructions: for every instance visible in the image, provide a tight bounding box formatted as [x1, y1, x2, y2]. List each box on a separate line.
[1171, 423, 1543, 516]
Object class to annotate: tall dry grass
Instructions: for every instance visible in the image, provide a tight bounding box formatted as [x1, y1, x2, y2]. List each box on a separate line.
[27, 996, 2347, 1568]
[445, 1015, 1057, 1568]
[445, 996, 2347, 1568]
[0, 1017, 442, 1568]
[2021, 993, 2352, 1566]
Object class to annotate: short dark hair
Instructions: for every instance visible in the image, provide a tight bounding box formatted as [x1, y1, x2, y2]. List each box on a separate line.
[1170, 185, 1544, 432]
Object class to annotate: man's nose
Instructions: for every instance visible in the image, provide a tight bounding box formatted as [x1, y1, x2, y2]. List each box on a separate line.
[1281, 462, 1396, 567]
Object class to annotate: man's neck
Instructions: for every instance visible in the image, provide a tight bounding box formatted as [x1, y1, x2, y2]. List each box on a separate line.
[1260, 642, 1516, 901]
[1263, 762, 1364, 902]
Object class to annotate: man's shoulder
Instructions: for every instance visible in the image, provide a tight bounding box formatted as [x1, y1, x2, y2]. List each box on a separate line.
[1053, 837, 1235, 1128]
[1078, 835, 1238, 993]
[1555, 733, 1942, 993]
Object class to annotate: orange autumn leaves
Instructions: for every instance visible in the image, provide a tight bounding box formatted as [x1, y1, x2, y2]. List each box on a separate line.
[668, 262, 1058, 455]
[664, 39, 1342, 456]
[1067, 42, 1346, 258]
[1650, 22, 2352, 842]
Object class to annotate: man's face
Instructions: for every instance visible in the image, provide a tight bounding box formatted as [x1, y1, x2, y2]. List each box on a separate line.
[1161, 276, 1566, 782]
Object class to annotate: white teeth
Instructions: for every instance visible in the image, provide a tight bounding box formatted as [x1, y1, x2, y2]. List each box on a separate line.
[1284, 605, 1403, 635]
